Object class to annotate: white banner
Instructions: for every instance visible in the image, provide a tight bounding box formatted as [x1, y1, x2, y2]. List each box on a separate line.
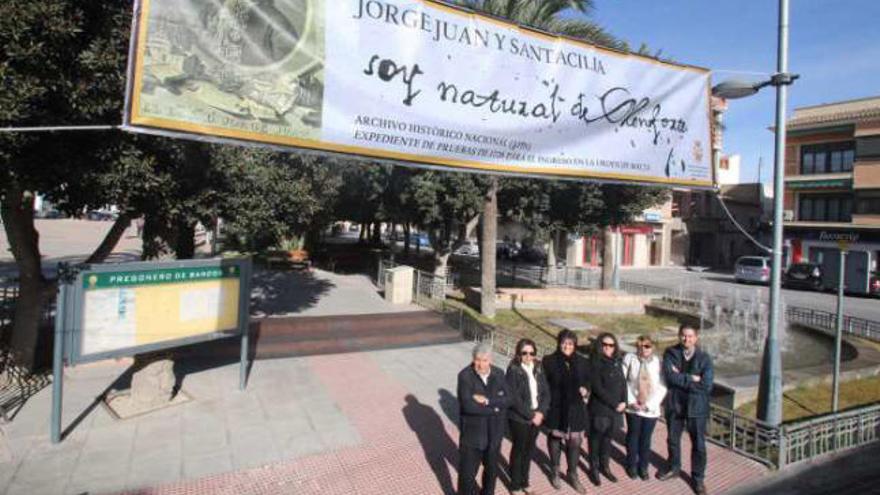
[125, 0, 714, 187]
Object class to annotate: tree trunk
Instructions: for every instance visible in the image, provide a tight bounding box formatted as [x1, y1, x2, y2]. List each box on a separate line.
[601, 226, 616, 290]
[358, 222, 366, 243]
[141, 214, 171, 260]
[403, 223, 411, 255]
[0, 185, 53, 371]
[85, 213, 132, 264]
[374, 222, 382, 244]
[433, 249, 451, 277]
[174, 221, 196, 260]
[546, 233, 557, 268]
[480, 178, 497, 318]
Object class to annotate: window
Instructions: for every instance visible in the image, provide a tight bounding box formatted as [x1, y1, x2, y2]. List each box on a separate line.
[672, 191, 683, 218]
[737, 257, 767, 267]
[801, 142, 855, 174]
[856, 197, 880, 214]
[814, 197, 826, 220]
[830, 151, 843, 172]
[802, 153, 815, 174]
[856, 137, 880, 159]
[827, 198, 839, 220]
[799, 197, 813, 220]
[797, 194, 853, 221]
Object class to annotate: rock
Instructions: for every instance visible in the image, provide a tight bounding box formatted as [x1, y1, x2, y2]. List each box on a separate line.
[129, 355, 175, 410]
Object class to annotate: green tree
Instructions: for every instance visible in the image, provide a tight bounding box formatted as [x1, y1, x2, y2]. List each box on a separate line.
[1, 0, 136, 369]
[407, 170, 485, 276]
[212, 147, 343, 253]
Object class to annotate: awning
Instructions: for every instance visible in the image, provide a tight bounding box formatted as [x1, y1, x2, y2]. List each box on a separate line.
[786, 179, 852, 189]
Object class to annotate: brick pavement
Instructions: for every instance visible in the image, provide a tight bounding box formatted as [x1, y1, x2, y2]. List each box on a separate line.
[108, 344, 767, 495]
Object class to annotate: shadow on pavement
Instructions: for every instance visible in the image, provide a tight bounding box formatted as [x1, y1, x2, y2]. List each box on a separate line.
[250, 269, 335, 317]
[403, 394, 459, 495]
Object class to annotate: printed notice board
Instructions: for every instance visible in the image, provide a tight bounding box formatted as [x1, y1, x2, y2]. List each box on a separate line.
[67, 258, 252, 364]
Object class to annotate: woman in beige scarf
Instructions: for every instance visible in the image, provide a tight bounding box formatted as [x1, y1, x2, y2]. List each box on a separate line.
[622, 335, 667, 481]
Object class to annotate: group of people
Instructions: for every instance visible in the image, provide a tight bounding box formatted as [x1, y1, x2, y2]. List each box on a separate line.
[456, 324, 715, 495]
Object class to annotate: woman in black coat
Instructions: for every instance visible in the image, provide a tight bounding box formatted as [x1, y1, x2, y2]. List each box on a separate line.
[587, 332, 627, 486]
[542, 330, 591, 494]
[505, 338, 550, 495]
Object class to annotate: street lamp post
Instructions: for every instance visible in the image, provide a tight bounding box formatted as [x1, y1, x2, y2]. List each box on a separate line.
[712, 0, 798, 426]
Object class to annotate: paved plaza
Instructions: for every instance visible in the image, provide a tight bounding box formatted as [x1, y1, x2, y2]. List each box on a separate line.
[0, 219, 143, 278]
[1, 342, 767, 495]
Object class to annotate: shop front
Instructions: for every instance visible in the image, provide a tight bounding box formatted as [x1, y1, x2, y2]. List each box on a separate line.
[786, 227, 880, 294]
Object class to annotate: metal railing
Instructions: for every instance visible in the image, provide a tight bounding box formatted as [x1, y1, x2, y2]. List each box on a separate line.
[709, 404, 782, 467]
[0, 285, 19, 338]
[781, 402, 880, 466]
[377, 259, 448, 308]
[455, 264, 601, 291]
[434, 301, 555, 360]
[786, 306, 880, 342]
[620, 280, 880, 344]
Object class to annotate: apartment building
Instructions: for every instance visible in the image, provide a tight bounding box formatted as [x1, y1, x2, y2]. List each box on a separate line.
[783, 96, 880, 291]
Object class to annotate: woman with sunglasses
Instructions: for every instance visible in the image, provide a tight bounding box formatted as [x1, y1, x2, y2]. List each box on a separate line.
[542, 330, 590, 494]
[505, 338, 550, 495]
[622, 335, 667, 481]
[587, 332, 627, 486]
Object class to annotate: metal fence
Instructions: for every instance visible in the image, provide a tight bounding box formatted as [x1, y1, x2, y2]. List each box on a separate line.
[455, 264, 601, 291]
[619, 280, 880, 344]
[781, 402, 880, 465]
[786, 306, 880, 342]
[708, 404, 782, 467]
[377, 259, 448, 308]
[0, 285, 19, 338]
[434, 301, 556, 360]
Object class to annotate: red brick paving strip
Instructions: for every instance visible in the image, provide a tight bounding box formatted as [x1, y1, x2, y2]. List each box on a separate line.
[113, 352, 766, 494]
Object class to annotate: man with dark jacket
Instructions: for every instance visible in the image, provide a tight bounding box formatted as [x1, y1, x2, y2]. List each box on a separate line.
[457, 343, 510, 495]
[657, 324, 715, 495]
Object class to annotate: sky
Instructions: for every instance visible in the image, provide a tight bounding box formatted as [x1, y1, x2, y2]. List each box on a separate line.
[583, 0, 880, 185]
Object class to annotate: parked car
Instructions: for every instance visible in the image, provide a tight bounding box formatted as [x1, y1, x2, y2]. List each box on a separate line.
[783, 262, 824, 291]
[455, 240, 479, 256]
[734, 256, 771, 284]
[514, 244, 547, 264]
[496, 241, 519, 260]
[86, 209, 115, 221]
[37, 209, 65, 219]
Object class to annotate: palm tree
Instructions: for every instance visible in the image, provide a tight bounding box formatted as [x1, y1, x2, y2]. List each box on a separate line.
[457, 0, 624, 49]
[455, 0, 625, 317]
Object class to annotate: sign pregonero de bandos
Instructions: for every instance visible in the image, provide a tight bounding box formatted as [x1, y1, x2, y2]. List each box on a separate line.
[123, 0, 714, 187]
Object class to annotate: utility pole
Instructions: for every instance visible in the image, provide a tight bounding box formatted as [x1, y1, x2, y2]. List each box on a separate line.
[832, 245, 847, 412]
